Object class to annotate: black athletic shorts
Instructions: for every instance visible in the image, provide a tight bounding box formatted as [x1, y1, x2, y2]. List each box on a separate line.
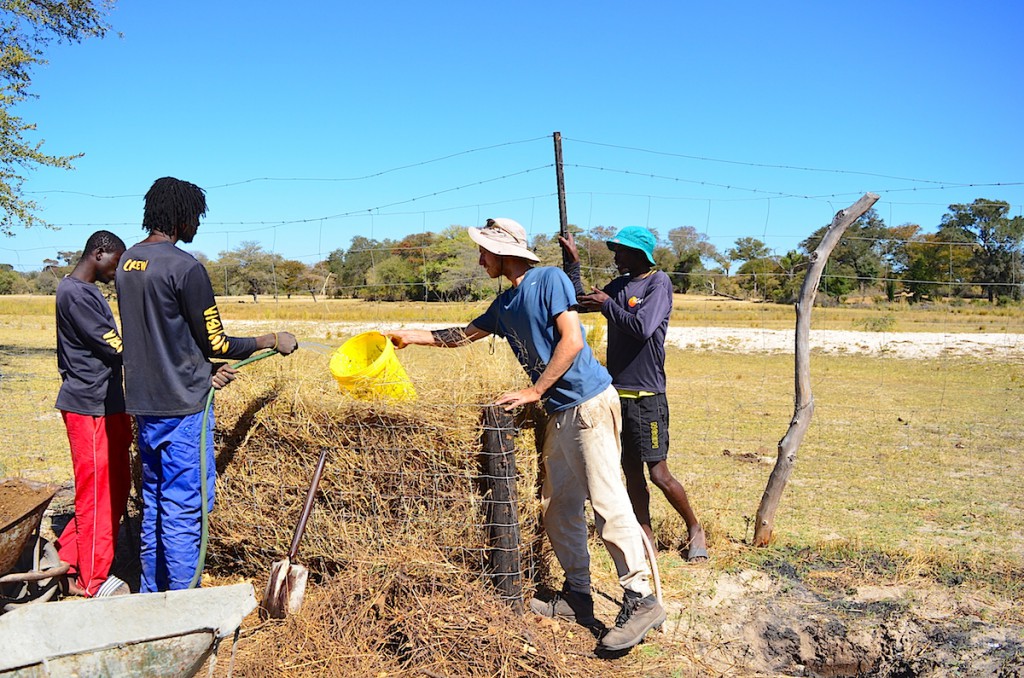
[620, 392, 669, 464]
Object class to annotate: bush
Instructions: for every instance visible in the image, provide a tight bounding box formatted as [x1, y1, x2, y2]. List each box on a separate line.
[853, 315, 896, 332]
[0, 269, 22, 294]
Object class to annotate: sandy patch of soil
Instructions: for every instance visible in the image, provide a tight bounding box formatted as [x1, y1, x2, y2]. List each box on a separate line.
[664, 327, 1024, 360]
[228, 320, 1024, 360]
[0, 480, 57, 529]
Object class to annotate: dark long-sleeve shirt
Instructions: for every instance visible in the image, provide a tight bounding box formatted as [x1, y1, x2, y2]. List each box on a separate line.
[55, 276, 126, 415]
[600, 272, 672, 393]
[115, 241, 257, 416]
[566, 262, 672, 393]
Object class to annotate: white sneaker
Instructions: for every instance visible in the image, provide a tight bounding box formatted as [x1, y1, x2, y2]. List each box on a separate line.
[94, 575, 131, 597]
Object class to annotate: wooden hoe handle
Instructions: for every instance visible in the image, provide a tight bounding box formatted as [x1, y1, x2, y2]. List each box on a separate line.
[287, 448, 329, 560]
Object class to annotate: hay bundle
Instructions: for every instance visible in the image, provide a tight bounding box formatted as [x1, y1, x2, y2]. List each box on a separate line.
[209, 347, 539, 575]
[228, 560, 600, 678]
[202, 351, 599, 676]
[210, 396, 498, 580]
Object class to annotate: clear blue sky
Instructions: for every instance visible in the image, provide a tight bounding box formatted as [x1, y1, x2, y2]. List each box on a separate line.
[3, 1, 1022, 271]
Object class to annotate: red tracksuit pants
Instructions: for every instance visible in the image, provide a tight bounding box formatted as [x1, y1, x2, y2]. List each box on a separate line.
[56, 411, 133, 596]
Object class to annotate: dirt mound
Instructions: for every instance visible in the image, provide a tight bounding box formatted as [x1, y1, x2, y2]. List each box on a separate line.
[0, 479, 57, 529]
[665, 565, 1024, 676]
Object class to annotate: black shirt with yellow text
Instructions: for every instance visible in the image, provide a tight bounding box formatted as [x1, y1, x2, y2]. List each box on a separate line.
[55, 276, 126, 415]
[115, 241, 257, 416]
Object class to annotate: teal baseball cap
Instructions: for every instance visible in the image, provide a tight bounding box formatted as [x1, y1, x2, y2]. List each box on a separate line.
[607, 226, 656, 265]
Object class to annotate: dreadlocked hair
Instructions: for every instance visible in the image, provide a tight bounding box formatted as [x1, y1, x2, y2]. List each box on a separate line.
[142, 177, 208, 238]
[81, 230, 126, 259]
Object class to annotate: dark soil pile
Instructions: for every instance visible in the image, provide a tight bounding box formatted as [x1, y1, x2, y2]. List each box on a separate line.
[1, 479, 58, 575]
[0, 479, 57, 529]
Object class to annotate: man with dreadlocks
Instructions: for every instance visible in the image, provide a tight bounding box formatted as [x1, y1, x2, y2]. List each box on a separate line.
[116, 177, 298, 592]
[55, 230, 132, 597]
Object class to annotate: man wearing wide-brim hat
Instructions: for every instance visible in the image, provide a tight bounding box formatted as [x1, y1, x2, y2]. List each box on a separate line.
[389, 218, 666, 653]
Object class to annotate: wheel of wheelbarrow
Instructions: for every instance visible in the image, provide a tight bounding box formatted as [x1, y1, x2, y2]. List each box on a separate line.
[0, 539, 62, 612]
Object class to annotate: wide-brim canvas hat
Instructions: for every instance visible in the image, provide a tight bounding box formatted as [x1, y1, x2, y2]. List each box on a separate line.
[607, 225, 656, 265]
[467, 218, 540, 263]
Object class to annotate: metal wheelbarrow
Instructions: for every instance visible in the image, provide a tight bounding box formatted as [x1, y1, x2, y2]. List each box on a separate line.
[0, 478, 69, 613]
[0, 583, 257, 677]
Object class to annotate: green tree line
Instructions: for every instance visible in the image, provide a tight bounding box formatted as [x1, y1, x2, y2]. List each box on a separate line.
[3, 199, 1022, 304]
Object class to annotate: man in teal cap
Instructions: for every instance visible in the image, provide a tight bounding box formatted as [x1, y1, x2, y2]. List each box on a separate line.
[562, 226, 707, 561]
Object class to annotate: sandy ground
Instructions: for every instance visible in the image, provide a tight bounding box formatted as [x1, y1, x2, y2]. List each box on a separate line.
[231, 320, 1024, 360]
[662, 327, 1024, 359]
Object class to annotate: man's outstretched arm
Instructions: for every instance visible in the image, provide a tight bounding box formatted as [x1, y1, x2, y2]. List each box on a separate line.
[389, 324, 489, 349]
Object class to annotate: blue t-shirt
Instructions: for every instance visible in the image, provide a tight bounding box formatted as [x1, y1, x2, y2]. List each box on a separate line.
[472, 266, 611, 413]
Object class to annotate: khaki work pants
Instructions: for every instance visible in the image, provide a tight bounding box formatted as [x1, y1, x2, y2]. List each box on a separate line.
[541, 385, 652, 597]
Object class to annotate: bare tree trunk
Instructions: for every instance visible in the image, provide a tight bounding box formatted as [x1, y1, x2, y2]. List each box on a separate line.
[712, 289, 744, 302]
[752, 193, 879, 547]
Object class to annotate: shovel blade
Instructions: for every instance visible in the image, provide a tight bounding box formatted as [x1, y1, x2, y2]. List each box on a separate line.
[261, 558, 309, 620]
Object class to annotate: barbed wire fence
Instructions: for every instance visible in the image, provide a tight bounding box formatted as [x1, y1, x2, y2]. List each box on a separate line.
[2, 134, 1024, 596]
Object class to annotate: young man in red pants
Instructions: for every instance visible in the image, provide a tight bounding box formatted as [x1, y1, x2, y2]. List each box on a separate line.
[55, 230, 133, 597]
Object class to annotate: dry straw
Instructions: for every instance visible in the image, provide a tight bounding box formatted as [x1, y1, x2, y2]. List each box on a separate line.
[204, 346, 604, 676]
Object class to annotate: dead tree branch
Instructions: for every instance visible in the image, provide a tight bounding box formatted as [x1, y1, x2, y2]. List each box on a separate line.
[752, 192, 880, 547]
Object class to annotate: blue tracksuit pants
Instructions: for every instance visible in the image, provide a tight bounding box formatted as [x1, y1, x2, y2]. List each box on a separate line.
[136, 410, 216, 592]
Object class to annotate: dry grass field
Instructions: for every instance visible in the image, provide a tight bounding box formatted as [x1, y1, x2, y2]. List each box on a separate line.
[172, 292, 1024, 333]
[2, 293, 1023, 675]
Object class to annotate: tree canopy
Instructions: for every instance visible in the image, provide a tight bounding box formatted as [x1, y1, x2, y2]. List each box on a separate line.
[938, 199, 1024, 301]
[4, 198, 1022, 304]
[1, 0, 114, 236]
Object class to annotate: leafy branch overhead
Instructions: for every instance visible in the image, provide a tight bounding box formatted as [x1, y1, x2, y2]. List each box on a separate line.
[0, 0, 115, 236]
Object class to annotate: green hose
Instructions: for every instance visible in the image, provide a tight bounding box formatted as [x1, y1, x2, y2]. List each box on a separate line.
[189, 349, 279, 589]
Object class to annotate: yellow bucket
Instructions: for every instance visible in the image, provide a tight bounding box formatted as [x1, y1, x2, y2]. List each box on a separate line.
[329, 331, 417, 401]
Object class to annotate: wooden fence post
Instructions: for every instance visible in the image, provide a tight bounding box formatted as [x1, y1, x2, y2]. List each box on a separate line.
[752, 193, 880, 547]
[479, 405, 523, 611]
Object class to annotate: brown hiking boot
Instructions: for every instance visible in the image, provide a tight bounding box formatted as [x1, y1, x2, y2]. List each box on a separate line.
[529, 586, 598, 627]
[598, 589, 666, 651]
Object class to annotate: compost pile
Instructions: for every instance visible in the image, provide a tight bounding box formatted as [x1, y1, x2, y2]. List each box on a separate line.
[204, 351, 599, 677]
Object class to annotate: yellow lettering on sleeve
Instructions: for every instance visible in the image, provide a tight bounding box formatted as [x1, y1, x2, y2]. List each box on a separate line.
[102, 328, 123, 354]
[203, 305, 230, 354]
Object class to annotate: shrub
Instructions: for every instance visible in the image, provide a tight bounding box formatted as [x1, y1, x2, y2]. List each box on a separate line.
[853, 315, 896, 332]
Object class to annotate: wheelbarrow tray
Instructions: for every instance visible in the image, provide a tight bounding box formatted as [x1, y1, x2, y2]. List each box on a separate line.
[0, 479, 59, 577]
[0, 582, 257, 677]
